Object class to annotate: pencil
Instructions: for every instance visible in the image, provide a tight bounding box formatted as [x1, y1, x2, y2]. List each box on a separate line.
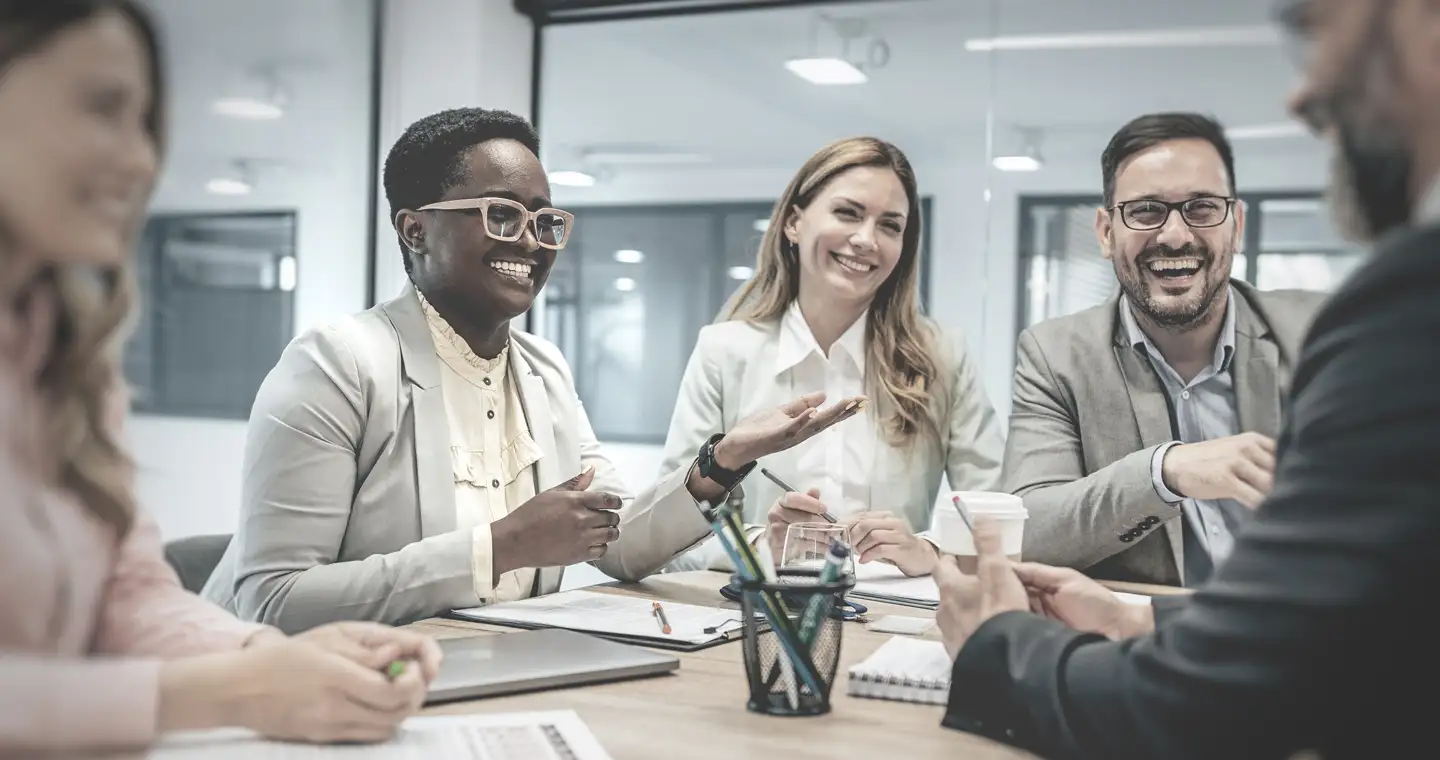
[652, 601, 672, 635]
[386, 660, 406, 679]
[759, 468, 837, 524]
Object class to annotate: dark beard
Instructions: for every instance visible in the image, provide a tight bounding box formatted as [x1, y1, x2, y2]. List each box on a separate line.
[1330, 115, 1414, 243]
[1117, 242, 1228, 332]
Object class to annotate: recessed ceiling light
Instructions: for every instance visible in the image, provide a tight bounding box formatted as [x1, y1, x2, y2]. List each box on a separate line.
[992, 155, 1043, 172]
[205, 177, 252, 195]
[727, 266, 754, 281]
[613, 249, 644, 264]
[752, 218, 770, 232]
[613, 276, 636, 292]
[784, 57, 867, 85]
[212, 97, 284, 120]
[550, 170, 596, 187]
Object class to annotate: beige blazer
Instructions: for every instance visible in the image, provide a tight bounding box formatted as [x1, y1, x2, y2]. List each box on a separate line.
[203, 285, 714, 632]
[1005, 280, 1325, 585]
[659, 317, 1004, 570]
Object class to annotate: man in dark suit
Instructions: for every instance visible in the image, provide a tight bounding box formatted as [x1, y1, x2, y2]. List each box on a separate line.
[933, 1, 1440, 758]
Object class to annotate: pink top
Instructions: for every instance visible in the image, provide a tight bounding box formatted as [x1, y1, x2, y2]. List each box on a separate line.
[0, 468, 265, 752]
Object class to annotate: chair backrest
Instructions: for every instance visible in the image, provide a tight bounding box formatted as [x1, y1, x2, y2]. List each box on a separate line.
[163, 534, 232, 594]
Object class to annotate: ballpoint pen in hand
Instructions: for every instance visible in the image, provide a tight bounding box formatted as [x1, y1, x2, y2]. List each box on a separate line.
[760, 468, 837, 524]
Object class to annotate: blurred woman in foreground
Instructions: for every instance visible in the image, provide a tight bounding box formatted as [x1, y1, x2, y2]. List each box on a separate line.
[0, 1, 439, 753]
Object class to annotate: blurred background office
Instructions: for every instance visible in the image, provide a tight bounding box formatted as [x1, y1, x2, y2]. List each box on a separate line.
[131, 0, 1353, 560]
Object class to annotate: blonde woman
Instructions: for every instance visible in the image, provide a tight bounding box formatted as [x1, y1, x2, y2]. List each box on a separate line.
[661, 137, 1004, 577]
[0, 2, 438, 753]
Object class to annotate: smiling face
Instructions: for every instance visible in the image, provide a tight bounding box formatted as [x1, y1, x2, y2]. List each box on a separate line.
[398, 138, 556, 327]
[785, 165, 909, 309]
[1096, 138, 1244, 331]
[0, 9, 158, 275]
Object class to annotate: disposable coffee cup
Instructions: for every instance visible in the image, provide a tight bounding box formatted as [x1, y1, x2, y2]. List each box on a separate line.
[933, 491, 1028, 574]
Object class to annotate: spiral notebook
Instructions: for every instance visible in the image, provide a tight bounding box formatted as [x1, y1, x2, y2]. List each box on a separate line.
[846, 636, 951, 706]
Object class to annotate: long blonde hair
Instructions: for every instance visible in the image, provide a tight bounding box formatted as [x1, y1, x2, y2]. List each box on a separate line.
[724, 137, 943, 449]
[0, 0, 164, 535]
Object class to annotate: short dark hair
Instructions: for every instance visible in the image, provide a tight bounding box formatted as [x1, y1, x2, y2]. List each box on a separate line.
[1100, 112, 1235, 207]
[382, 107, 540, 273]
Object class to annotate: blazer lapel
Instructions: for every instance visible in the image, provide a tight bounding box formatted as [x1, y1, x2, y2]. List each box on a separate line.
[508, 340, 565, 595]
[382, 285, 455, 539]
[1232, 299, 1285, 438]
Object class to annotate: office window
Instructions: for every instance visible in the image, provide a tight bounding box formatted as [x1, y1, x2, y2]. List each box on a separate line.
[1016, 192, 1351, 335]
[539, 199, 932, 443]
[126, 212, 297, 419]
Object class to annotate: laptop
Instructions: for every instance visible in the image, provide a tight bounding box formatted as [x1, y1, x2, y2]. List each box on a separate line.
[425, 628, 680, 704]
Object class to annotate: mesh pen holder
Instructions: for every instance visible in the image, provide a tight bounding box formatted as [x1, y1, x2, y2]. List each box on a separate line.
[738, 567, 855, 717]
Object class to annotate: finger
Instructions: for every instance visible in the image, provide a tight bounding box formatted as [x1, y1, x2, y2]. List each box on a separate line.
[1233, 480, 1266, 510]
[773, 505, 827, 525]
[855, 528, 905, 557]
[578, 490, 623, 511]
[1249, 433, 1277, 454]
[1011, 562, 1083, 593]
[582, 508, 621, 529]
[972, 517, 1006, 559]
[860, 543, 904, 565]
[777, 390, 827, 416]
[848, 517, 902, 546]
[778, 491, 828, 515]
[1244, 445, 1277, 476]
[931, 554, 967, 592]
[391, 666, 430, 711]
[587, 543, 609, 560]
[1235, 460, 1274, 496]
[550, 466, 596, 492]
[783, 406, 819, 436]
[349, 626, 445, 682]
[586, 526, 621, 545]
[334, 658, 413, 713]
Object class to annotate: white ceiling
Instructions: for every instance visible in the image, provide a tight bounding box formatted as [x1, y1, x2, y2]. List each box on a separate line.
[540, 0, 1324, 179]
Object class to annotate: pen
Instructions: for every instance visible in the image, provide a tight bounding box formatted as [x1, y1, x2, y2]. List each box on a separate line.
[386, 660, 406, 679]
[950, 495, 976, 535]
[760, 468, 837, 524]
[652, 601, 672, 635]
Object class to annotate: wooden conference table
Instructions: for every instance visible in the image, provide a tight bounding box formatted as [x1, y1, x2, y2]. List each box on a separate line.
[408, 571, 1190, 760]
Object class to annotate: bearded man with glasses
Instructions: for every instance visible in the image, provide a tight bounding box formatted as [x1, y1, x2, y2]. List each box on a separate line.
[1002, 112, 1326, 588]
[202, 108, 863, 631]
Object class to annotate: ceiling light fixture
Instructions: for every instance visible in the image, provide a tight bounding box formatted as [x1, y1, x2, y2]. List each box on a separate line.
[727, 266, 754, 281]
[550, 170, 597, 187]
[613, 249, 644, 264]
[786, 14, 888, 86]
[992, 127, 1046, 172]
[613, 277, 637, 292]
[964, 25, 1280, 52]
[212, 97, 284, 120]
[785, 57, 867, 85]
[752, 219, 770, 233]
[205, 177, 252, 195]
[1225, 121, 1309, 140]
[212, 66, 288, 120]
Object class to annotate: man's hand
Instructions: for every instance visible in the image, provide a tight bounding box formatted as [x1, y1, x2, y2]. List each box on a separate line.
[1012, 563, 1154, 640]
[1161, 432, 1277, 509]
[932, 517, 1030, 659]
[844, 511, 938, 576]
[491, 467, 622, 575]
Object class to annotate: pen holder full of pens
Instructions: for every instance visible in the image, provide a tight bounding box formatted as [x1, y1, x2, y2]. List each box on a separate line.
[737, 567, 855, 717]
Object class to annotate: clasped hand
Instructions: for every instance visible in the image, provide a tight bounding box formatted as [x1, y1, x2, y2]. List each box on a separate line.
[933, 518, 1155, 659]
[492, 467, 622, 575]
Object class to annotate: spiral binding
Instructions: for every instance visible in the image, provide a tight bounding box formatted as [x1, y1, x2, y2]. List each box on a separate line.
[847, 670, 948, 705]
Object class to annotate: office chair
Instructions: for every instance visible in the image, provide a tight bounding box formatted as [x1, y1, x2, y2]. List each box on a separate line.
[163, 534, 232, 594]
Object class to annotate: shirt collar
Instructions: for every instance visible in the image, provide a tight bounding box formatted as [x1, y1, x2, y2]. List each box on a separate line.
[1119, 285, 1237, 374]
[416, 288, 509, 375]
[774, 300, 867, 377]
[1418, 174, 1440, 226]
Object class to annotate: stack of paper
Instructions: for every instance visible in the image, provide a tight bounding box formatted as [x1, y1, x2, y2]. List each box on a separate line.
[147, 711, 612, 760]
[849, 562, 939, 609]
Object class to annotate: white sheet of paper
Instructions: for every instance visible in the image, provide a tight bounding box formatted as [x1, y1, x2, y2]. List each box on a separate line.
[451, 590, 742, 645]
[147, 711, 612, 760]
[851, 563, 1155, 607]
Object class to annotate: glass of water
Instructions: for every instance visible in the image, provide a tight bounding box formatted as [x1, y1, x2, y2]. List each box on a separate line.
[781, 522, 855, 576]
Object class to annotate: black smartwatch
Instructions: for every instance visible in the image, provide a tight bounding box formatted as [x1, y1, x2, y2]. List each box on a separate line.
[696, 433, 754, 492]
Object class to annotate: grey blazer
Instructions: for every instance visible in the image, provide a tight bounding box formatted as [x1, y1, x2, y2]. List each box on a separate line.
[202, 285, 714, 632]
[1004, 280, 1324, 585]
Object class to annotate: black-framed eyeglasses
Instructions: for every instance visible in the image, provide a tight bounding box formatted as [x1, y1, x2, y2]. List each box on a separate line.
[1110, 196, 1236, 231]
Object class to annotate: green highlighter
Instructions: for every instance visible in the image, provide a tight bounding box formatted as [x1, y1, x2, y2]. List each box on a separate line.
[386, 660, 407, 679]
[796, 540, 850, 647]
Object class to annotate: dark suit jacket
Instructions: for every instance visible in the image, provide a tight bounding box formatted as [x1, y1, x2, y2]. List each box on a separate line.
[943, 224, 1440, 760]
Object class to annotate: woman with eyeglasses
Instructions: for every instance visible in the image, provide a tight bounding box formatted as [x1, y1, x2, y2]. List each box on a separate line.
[203, 107, 862, 630]
[0, 1, 441, 753]
[660, 136, 1004, 577]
